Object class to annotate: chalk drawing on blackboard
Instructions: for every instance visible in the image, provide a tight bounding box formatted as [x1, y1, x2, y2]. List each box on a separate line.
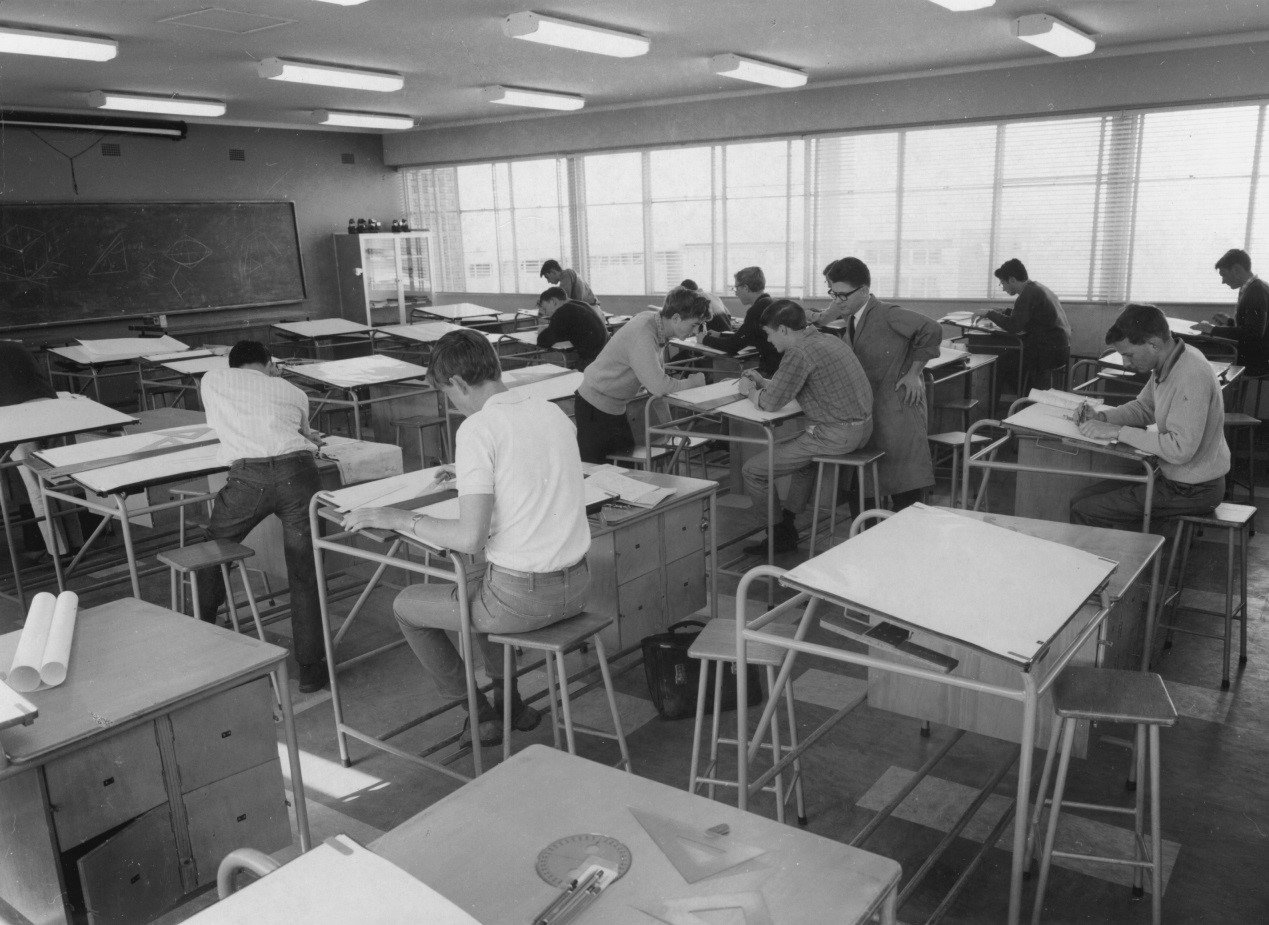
[87, 233, 128, 275]
[241, 230, 281, 276]
[170, 267, 195, 302]
[0, 225, 63, 284]
[165, 235, 211, 268]
[138, 259, 158, 284]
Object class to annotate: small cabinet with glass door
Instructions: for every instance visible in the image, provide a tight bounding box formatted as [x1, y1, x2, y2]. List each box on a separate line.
[333, 231, 435, 326]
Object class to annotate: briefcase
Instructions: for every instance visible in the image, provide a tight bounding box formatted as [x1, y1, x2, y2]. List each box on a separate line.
[641, 621, 763, 720]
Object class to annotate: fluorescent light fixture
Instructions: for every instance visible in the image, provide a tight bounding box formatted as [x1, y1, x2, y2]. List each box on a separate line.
[0, 110, 186, 138]
[1013, 14, 1095, 58]
[310, 0, 373, 5]
[926, 0, 995, 11]
[0, 26, 117, 61]
[313, 109, 413, 130]
[503, 11, 649, 58]
[258, 57, 403, 92]
[482, 85, 584, 112]
[89, 91, 226, 118]
[709, 54, 806, 89]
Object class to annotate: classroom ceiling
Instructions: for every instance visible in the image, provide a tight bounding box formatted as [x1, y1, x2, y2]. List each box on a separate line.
[4, 0, 1269, 134]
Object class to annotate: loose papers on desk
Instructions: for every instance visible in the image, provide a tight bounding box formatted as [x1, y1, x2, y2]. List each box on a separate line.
[1004, 389, 1116, 446]
[783, 504, 1116, 665]
[297, 354, 427, 387]
[317, 464, 453, 512]
[75, 335, 187, 361]
[584, 466, 676, 508]
[3, 591, 78, 691]
[671, 377, 803, 421]
[318, 436, 403, 486]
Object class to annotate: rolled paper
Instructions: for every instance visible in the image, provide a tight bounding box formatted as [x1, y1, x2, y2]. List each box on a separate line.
[7, 592, 56, 693]
[40, 591, 79, 687]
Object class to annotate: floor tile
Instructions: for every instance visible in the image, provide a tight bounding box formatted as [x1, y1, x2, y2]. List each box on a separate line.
[792, 668, 870, 711]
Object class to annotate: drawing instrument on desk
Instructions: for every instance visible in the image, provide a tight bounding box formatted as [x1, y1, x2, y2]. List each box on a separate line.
[1004, 390, 1116, 446]
[629, 807, 765, 882]
[584, 467, 676, 508]
[636, 892, 774, 925]
[671, 377, 744, 410]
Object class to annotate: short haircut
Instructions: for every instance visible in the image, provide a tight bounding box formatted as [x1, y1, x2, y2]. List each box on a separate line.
[1105, 303, 1170, 345]
[823, 257, 870, 287]
[994, 258, 1029, 283]
[661, 285, 712, 320]
[427, 328, 502, 388]
[733, 266, 765, 292]
[228, 340, 270, 368]
[537, 286, 567, 305]
[679, 278, 699, 290]
[760, 299, 808, 331]
[1214, 248, 1251, 272]
[539, 259, 562, 277]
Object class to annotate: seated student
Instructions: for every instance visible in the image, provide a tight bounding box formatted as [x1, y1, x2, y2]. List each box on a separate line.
[975, 258, 1072, 391]
[540, 259, 600, 313]
[680, 278, 735, 333]
[344, 329, 590, 747]
[574, 287, 709, 463]
[1195, 248, 1269, 375]
[702, 266, 780, 378]
[535, 286, 608, 370]
[0, 341, 67, 558]
[737, 300, 873, 554]
[1071, 303, 1229, 531]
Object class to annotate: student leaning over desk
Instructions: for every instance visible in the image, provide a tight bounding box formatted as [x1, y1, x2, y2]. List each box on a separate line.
[343, 329, 590, 749]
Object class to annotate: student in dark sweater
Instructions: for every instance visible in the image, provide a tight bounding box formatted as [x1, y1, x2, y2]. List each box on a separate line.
[975, 258, 1072, 391]
[702, 265, 779, 377]
[1196, 248, 1269, 375]
[536, 287, 609, 370]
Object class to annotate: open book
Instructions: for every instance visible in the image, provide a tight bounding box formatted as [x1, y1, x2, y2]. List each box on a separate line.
[584, 465, 677, 508]
[1004, 389, 1116, 446]
[316, 465, 453, 513]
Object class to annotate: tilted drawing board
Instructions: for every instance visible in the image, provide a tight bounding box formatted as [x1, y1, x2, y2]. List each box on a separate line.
[272, 319, 370, 339]
[374, 321, 463, 343]
[1, 396, 135, 446]
[287, 355, 428, 388]
[419, 302, 499, 321]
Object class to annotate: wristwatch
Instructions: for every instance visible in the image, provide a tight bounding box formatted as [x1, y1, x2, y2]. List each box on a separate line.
[409, 512, 426, 532]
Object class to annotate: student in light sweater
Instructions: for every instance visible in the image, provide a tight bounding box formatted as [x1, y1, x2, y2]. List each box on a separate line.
[573, 287, 709, 463]
[1071, 303, 1230, 531]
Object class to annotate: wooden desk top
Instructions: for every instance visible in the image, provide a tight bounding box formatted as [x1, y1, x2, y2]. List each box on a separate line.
[420, 303, 499, 321]
[372, 745, 900, 925]
[0, 598, 286, 770]
[0, 396, 135, 447]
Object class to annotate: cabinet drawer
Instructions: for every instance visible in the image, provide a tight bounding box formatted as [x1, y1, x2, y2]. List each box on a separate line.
[170, 678, 276, 793]
[616, 568, 665, 649]
[665, 551, 707, 623]
[76, 804, 183, 925]
[613, 515, 660, 583]
[184, 759, 291, 886]
[45, 722, 167, 850]
[662, 500, 706, 563]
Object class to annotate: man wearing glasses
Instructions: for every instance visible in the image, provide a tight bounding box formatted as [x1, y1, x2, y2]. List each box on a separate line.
[823, 257, 942, 512]
[702, 266, 780, 378]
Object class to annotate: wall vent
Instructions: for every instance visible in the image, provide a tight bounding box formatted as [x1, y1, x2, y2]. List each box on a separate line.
[229, 148, 246, 162]
[341, 153, 355, 165]
[101, 143, 122, 157]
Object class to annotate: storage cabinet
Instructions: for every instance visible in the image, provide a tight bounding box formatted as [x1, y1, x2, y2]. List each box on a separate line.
[333, 231, 435, 326]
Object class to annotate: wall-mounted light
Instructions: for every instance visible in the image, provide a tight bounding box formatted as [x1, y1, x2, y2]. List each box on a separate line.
[1013, 14, 1095, 58]
[926, 0, 995, 11]
[709, 54, 806, 89]
[258, 57, 403, 92]
[503, 12, 649, 58]
[313, 109, 413, 130]
[481, 85, 584, 111]
[89, 91, 226, 118]
[0, 26, 117, 61]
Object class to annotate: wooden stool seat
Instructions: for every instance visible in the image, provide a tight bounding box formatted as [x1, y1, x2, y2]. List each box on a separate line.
[488, 612, 631, 771]
[1220, 415, 1257, 526]
[1180, 501, 1256, 528]
[157, 539, 256, 572]
[688, 616, 793, 667]
[808, 449, 885, 556]
[607, 445, 671, 470]
[392, 412, 451, 467]
[1052, 667, 1178, 726]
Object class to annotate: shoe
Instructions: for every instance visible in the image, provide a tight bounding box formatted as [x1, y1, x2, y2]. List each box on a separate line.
[458, 715, 503, 748]
[509, 702, 541, 732]
[742, 521, 800, 556]
[298, 661, 329, 694]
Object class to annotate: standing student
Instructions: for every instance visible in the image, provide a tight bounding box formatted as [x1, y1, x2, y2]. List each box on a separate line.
[976, 258, 1072, 391]
[702, 266, 780, 377]
[535, 286, 608, 370]
[344, 330, 590, 748]
[1072, 303, 1229, 531]
[0, 341, 67, 558]
[1195, 248, 1269, 375]
[198, 341, 328, 692]
[574, 287, 709, 463]
[737, 300, 873, 554]
[540, 259, 599, 309]
[823, 257, 941, 511]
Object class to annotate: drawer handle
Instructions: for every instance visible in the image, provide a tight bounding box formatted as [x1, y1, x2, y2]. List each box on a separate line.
[130, 874, 141, 885]
[220, 730, 233, 739]
[102, 776, 116, 788]
[237, 813, 248, 823]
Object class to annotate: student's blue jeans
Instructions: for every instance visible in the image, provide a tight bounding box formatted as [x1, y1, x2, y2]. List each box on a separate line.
[196, 452, 324, 670]
[393, 559, 589, 705]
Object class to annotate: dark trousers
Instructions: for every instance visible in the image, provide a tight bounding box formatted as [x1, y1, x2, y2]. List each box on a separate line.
[574, 392, 634, 463]
[1070, 475, 1225, 534]
[196, 453, 324, 668]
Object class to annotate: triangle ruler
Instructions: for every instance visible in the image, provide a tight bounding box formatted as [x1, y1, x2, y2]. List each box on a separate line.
[634, 891, 773, 925]
[629, 807, 765, 883]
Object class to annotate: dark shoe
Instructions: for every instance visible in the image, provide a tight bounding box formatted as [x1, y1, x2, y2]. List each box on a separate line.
[458, 715, 503, 748]
[509, 702, 542, 732]
[743, 522, 800, 556]
[298, 661, 329, 694]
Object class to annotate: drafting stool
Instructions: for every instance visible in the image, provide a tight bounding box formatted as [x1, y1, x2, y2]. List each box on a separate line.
[488, 612, 631, 771]
[807, 449, 884, 556]
[687, 618, 807, 826]
[1028, 667, 1176, 925]
[391, 411, 452, 467]
[1222, 413, 1258, 529]
[606, 444, 671, 472]
[158, 539, 268, 642]
[1157, 502, 1255, 690]
[170, 487, 274, 608]
[927, 432, 990, 508]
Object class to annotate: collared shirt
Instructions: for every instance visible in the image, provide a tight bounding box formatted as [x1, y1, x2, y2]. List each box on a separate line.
[201, 367, 316, 463]
[757, 327, 873, 425]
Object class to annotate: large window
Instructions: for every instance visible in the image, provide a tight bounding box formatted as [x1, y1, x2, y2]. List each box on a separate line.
[403, 100, 1269, 305]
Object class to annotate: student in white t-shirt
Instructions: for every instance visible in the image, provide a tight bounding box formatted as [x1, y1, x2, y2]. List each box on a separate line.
[343, 329, 590, 748]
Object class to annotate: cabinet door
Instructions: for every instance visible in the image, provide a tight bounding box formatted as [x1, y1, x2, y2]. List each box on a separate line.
[76, 804, 183, 925]
[613, 515, 660, 583]
[662, 498, 707, 563]
[170, 678, 277, 793]
[616, 569, 666, 649]
[183, 759, 291, 886]
[665, 551, 708, 624]
[44, 722, 167, 850]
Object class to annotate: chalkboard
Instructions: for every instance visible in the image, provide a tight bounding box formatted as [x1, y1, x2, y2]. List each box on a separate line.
[0, 201, 306, 330]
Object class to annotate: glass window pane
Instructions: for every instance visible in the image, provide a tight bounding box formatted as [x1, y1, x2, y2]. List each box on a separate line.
[650, 147, 711, 200]
[812, 133, 899, 293]
[586, 204, 644, 294]
[585, 152, 641, 205]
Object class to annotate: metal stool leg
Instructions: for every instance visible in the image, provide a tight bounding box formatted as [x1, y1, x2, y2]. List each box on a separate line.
[765, 665, 785, 825]
[190, 572, 202, 622]
[1031, 717, 1078, 925]
[688, 655, 711, 793]
[169, 566, 179, 612]
[808, 462, 826, 558]
[502, 645, 514, 763]
[543, 655, 562, 750]
[555, 651, 578, 755]
[780, 672, 807, 825]
[1149, 725, 1164, 925]
[235, 561, 280, 703]
[1222, 524, 1235, 689]
[1132, 722, 1148, 898]
[1240, 523, 1250, 665]
[1026, 718, 1066, 873]
[592, 635, 631, 772]
[707, 658, 725, 800]
[219, 563, 241, 633]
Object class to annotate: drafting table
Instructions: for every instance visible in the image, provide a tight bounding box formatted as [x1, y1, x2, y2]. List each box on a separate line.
[44, 335, 189, 402]
[415, 302, 501, 324]
[665, 336, 759, 378]
[0, 395, 136, 609]
[939, 312, 1025, 400]
[372, 745, 900, 925]
[310, 466, 716, 782]
[271, 319, 374, 358]
[1071, 350, 1243, 405]
[373, 320, 464, 345]
[925, 350, 998, 428]
[138, 354, 228, 410]
[437, 364, 583, 454]
[733, 504, 1158, 925]
[282, 354, 432, 439]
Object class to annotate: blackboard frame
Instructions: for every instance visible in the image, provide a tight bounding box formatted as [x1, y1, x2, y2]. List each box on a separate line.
[0, 200, 307, 331]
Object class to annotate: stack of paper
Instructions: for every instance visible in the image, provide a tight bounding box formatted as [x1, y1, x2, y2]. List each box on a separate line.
[76, 335, 187, 360]
[1004, 390, 1115, 446]
[584, 467, 676, 508]
[316, 465, 453, 513]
